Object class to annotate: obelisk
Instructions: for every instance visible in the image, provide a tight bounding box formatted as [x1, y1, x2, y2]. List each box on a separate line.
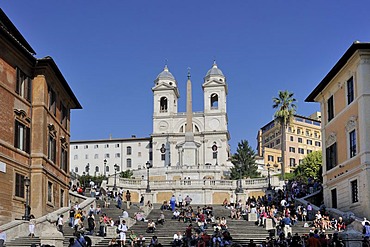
[185, 70, 194, 141]
[182, 68, 198, 166]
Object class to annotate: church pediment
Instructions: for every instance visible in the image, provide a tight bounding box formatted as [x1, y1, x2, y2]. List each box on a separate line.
[152, 83, 180, 97]
[152, 83, 176, 91]
[202, 79, 227, 88]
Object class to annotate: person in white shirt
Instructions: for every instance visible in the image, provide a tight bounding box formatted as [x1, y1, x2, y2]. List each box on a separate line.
[28, 215, 36, 238]
[122, 210, 129, 218]
[57, 215, 64, 234]
[280, 199, 287, 209]
[88, 204, 95, 215]
[178, 194, 183, 208]
[173, 231, 183, 246]
[74, 201, 80, 211]
[0, 229, 6, 247]
[118, 220, 128, 246]
[230, 194, 235, 207]
[172, 209, 180, 219]
[362, 218, 370, 226]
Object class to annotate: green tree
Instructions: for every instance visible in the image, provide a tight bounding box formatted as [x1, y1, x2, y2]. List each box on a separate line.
[120, 169, 133, 178]
[230, 140, 260, 179]
[294, 151, 322, 182]
[78, 174, 106, 187]
[273, 90, 297, 178]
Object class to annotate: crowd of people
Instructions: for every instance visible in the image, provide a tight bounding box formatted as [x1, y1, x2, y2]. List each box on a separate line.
[39, 177, 368, 247]
[218, 178, 351, 247]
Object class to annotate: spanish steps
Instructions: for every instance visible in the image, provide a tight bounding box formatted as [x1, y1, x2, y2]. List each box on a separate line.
[5, 197, 334, 247]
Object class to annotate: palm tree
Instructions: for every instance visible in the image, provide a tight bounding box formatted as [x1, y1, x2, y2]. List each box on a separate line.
[272, 90, 297, 178]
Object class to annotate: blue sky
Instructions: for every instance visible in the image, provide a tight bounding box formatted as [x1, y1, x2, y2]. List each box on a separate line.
[2, 1, 370, 153]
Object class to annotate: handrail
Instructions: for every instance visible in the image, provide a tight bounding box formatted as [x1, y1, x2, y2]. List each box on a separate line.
[1, 191, 95, 242]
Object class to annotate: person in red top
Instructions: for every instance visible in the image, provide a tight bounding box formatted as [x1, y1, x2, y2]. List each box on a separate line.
[184, 224, 192, 247]
[198, 231, 210, 247]
[306, 232, 321, 247]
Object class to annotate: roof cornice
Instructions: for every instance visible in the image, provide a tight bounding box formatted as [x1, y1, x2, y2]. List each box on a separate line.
[306, 42, 370, 102]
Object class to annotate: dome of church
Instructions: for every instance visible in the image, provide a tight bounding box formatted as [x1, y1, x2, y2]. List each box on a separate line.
[206, 61, 224, 77]
[156, 65, 175, 80]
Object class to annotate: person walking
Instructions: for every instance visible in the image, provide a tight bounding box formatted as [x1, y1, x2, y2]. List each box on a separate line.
[140, 195, 144, 207]
[117, 195, 122, 209]
[363, 222, 370, 238]
[282, 215, 292, 238]
[170, 195, 176, 211]
[118, 220, 128, 247]
[178, 194, 183, 208]
[0, 229, 6, 247]
[69, 206, 75, 227]
[87, 214, 95, 235]
[126, 190, 131, 209]
[57, 214, 64, 234]
[307, 203, 313, 220]
[29, 215, 36, 238]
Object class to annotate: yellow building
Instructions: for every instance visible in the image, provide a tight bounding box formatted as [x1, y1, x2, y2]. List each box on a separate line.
[0, 9, 81, 224]
[306, 42, 370, 218]
[257, 113, 322, 173]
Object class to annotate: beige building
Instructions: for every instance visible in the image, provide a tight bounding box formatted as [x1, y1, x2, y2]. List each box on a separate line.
[306, 42, 370, 218]
[257, 113, 322, 173]
[0, 9, 81, 224]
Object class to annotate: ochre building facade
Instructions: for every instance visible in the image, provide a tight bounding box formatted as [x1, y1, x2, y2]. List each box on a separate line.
[257, 113, 322, 173]
[0, 9, 81, 224]
[306, 42, 370, 218]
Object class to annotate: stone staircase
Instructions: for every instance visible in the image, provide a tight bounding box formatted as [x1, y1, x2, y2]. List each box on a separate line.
[61, 197, 141, 246]
[6, 236, 41, 247]
[5, 199, 334, 247]
[93, 205, 272, 247]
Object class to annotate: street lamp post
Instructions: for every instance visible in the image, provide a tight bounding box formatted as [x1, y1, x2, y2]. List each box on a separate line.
[236, 163, 243, 193]
[267, 163, 272, 190]
[82, 172, 86, 187]
[114, 164, 119, 190]
[103, 159, 107, 177]
[86, 163, 90, 176]
[146, 161, 152, 193]
[24, 176, 30, 220]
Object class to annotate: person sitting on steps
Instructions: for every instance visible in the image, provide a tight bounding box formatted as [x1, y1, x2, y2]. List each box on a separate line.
[146, 219, 156, 233]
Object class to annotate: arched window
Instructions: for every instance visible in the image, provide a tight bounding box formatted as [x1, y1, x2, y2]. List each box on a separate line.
[127, 146, 132, 155]
[179, 124, 199, 133]
[95, 166, 99, 172]
[160, 97, 168, 112]
[211, 94, 218, 109]
[127, 158, 132, 168]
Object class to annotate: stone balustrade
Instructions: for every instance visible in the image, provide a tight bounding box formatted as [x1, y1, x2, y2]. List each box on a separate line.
[112, 176, 279, 190]
[104, 176, 281, 204]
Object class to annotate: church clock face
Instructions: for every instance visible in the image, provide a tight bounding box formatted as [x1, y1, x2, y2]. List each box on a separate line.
[209, 118, 220, 130]
[159, 121, 169, 130]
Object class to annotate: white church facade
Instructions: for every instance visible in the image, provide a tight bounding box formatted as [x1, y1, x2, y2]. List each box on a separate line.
[70, 62, 232, 180]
